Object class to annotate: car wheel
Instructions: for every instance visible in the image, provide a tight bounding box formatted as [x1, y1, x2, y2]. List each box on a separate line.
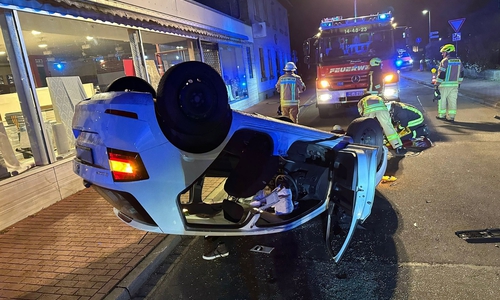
[156, 61, 232, 153]
[346, 117, 384, 168]
[105, 76, 157, 98]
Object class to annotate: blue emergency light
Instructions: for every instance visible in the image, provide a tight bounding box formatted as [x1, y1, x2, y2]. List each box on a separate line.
[395, 59, 403, 67]
[379, 13, 388, 20]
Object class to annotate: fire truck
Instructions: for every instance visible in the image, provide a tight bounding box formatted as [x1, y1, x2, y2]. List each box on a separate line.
[303, 11, 400, 118]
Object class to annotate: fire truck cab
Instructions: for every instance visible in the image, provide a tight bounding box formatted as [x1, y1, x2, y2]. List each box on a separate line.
[304, 12, 400, 118]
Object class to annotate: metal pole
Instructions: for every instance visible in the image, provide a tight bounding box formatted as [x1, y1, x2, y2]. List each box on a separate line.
[428, 11, 431, 44]
[354, 0, 357, 18]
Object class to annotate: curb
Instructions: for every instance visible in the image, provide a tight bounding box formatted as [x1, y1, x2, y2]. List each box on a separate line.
[104, 235, 182, 300]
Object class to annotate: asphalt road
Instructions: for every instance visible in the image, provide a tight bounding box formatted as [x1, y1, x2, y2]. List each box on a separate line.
[133, 78, 500, 300]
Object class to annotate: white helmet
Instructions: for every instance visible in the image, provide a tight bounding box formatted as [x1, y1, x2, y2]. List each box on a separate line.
[283, 62, 297, 72]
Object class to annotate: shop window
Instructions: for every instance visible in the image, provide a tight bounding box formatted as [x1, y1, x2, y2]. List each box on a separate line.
[275, 50, 281, 77]
[0, 24, 36, 179]
[259, 48, 267, 81]
[219, 44, 248, 102]
[268, 49, 274, 80]
[141, 31, 201, 90]
[246, 47, 254, 79]
[200, 41, 222, 75]
[12, 12, 138, 165]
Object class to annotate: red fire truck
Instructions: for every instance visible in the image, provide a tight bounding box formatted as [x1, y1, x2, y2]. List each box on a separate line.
[303, 11, 400, 118]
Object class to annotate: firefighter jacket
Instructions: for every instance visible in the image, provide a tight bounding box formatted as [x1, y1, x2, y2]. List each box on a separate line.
[390, 102, 424, 128]
[436, 56, 464, 87]
[275, 72, 306, 107]
[368, 65, 384, 94]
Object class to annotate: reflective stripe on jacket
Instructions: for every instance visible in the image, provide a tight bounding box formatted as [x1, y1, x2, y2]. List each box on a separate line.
[391, 102, 424, 128]
[275, 73, 306, 106]
[437, 57, 464, 87]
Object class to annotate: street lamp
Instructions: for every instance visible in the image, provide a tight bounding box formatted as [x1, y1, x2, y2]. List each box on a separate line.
[422, 10, 431, 43]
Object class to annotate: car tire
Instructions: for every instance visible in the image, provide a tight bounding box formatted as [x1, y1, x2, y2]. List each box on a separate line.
[346, 117, 384, 168]
[105, 76, 157, 98]
[156, 61, 232, 153]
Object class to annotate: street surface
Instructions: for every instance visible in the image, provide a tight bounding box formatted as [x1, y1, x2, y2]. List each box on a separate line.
[133, 77, 500, 300]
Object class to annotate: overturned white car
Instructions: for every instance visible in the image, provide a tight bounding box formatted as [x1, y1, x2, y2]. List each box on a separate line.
[72, 61, 387, 262]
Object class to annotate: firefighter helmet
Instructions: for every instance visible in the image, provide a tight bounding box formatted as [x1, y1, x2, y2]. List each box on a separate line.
[283, 62, 297, 71]
[440, 44, 455, 53]
[370, 57, 382, 67]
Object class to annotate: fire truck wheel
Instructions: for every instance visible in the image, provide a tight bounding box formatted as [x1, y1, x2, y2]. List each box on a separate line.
[156, 61, 232, 153]
[105, 76, 157, 98]
[346, 117, 384, 168]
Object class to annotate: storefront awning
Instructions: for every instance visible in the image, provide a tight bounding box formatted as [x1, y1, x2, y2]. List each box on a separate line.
[5, 0, 249, 42]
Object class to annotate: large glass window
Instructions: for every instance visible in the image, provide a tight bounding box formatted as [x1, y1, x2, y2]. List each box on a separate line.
[0, 22, 35, 179]
[219, 44, 248, 102]
[13, 12, 136, 166]
[141, 31, 201, 89]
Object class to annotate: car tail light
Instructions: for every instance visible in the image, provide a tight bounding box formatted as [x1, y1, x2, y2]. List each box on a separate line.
[107, 149, 149, 182]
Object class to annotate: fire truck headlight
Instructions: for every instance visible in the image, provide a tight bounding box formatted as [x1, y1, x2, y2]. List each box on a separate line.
[384, 88, 397, 97]
[318, 94, 332, 101]
[320, 80, 330, 88]
[384, 74, 395, 83]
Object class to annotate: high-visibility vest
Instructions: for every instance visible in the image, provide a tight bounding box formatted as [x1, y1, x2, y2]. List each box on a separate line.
[437, 57, 463, 87]
[276, 73, 305, 106]
[359, 96, 386, 115]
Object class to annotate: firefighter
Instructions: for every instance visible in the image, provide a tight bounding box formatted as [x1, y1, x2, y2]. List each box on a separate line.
[387, 101, 429, 140]
[367, 57, 384, 96]
[435, 44, 464, 122]
[275, 62, 306, 123]
[358, 94, 406, 156]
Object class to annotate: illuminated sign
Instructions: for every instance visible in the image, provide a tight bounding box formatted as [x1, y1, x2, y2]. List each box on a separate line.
[343, 26, 369, 34]
[329, 65, 370, 73]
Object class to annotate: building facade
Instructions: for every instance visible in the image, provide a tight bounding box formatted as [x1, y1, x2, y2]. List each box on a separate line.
[0, 0, 292, 230]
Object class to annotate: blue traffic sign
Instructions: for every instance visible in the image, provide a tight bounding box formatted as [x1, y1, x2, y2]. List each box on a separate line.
[452, 32, 461, 42]
[416, 37, 422, 44]
[449, 18, 466, 33]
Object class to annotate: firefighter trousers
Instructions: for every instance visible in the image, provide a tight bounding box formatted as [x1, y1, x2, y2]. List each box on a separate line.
[365, 110, 403, 149]
[437, 86, 458, 120]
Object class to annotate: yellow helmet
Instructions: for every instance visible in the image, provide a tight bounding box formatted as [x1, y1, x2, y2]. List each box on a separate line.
[370, 57, 382, 67]
[440, 44, 455, 53]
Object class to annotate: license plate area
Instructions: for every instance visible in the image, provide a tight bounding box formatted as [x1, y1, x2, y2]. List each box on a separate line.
[76, 145, 94, 165]
[346, 91, 364, 97]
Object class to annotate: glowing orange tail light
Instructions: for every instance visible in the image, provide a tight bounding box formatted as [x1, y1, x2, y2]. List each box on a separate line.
[108, 149, 149, 182]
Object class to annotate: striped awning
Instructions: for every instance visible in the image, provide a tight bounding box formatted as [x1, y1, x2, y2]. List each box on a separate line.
[3, 0, 249, 42]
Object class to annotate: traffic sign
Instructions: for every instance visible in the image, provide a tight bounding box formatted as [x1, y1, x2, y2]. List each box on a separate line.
[429, 31, 439, 39]
[452, 32, 461, 42]
[449, 18, 466, 33]
[416, 37, 422, 44]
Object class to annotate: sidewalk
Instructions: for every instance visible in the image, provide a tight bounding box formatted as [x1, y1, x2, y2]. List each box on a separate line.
[1, 72, 497, 299]
[400, 70, 500, 109]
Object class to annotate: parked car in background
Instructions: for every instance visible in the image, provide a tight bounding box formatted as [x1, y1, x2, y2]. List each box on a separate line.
[395, 51, 413, 71]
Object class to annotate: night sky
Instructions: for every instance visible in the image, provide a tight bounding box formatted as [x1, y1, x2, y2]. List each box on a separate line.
[286, 0, 492, 53]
